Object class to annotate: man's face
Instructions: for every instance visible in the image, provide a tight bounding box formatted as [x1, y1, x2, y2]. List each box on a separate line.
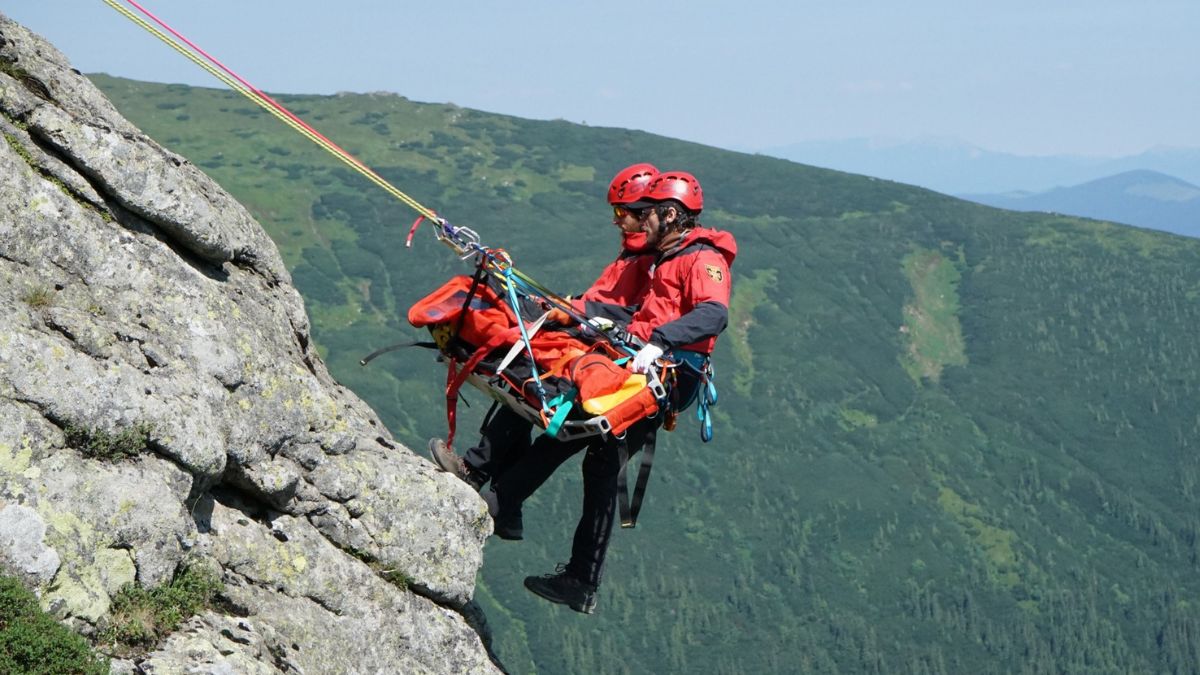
[639, 206, 678, 245]
[638, 207, 660, 243]
[612, 205, 643, 233]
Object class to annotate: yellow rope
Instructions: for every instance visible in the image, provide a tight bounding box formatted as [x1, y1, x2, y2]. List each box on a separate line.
[101, 2, 585, 319]
[102, 0, 439, 221]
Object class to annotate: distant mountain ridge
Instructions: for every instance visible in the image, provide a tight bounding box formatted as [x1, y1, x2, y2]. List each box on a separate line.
[961, 170, 1200, 238]
[761, 136, 1200, 195]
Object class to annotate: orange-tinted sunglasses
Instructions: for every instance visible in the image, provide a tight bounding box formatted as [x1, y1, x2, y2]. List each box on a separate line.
[613, 205, 645, 219]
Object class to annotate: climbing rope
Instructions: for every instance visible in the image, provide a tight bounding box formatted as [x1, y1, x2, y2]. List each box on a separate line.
[103, 0, 438, 220]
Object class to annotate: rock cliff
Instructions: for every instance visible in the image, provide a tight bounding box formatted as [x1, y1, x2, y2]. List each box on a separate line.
[0, 13, 499, 673]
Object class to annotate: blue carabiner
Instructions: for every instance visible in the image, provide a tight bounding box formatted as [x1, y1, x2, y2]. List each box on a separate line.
[696, 377, 714, 442]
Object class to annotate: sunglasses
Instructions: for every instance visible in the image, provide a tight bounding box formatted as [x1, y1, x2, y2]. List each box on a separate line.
[613, 205, 651, 220]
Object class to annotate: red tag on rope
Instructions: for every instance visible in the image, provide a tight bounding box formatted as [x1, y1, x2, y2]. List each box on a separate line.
[406, 215, 425, 248]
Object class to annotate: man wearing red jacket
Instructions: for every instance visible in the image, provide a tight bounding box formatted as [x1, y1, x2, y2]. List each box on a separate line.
[623, 172, 736, 368]
[429, 163, 660, 538]
[573, 162, 661, 315]
[511, 171, 737, 613]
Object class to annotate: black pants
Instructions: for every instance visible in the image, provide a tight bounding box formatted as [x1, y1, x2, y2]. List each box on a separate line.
[494, 416, 660, 587]
[464, 404, 532, 481]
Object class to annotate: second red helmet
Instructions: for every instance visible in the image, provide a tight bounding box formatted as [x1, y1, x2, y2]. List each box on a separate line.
[644, 171, 703, 212]
[607, 163, 659, 205]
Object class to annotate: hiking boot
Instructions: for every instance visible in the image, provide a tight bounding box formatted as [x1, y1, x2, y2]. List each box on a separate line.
[524, 565, 597, 614]
[428, 438, 485, 491]
[495, 514, 524, 541]
[481, 489, 523, 540]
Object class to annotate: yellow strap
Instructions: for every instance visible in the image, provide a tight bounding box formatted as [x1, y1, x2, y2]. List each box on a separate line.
[581, 374, 648, 414]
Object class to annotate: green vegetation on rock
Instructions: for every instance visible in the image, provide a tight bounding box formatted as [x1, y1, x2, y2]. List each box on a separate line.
[100, 564, 222, 655]
[19, 284, 54, 309]
[64, 421, 154, 461]
[0, 575, 109, 675]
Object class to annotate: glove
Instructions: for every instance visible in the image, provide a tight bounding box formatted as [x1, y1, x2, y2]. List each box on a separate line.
[546, 307, 571, 325]
[542, 296, 575, 325]
[631, 343, 664, 373]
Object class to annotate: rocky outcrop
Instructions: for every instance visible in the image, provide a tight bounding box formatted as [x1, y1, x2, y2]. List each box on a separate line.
[0, 13, 499, 673]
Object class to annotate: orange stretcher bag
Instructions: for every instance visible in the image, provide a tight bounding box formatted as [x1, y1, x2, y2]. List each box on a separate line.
[408, 274, 663, 443]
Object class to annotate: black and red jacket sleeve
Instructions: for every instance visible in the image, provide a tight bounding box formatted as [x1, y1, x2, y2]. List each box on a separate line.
[627, 240, 733, 353]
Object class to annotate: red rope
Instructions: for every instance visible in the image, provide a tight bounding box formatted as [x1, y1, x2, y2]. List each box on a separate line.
[120, 0, 355, 169]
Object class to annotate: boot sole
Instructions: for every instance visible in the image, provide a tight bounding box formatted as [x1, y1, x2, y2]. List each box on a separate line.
[428, 438, 465, 477]
[524, 579, 596, 614]
[494, 528, 524, 541]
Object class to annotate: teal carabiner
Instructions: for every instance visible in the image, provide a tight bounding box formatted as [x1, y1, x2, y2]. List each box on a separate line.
[544, 389, 576, 438]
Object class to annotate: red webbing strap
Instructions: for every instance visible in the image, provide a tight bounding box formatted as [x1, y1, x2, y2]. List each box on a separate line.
[405, 215, 425, 248]
[442, 265, 501, 448]
[444, 359, 460, 448]
[444, 327, 523, 446]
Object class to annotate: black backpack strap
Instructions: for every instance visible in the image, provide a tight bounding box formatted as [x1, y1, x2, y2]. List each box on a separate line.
[478, 399, 501, 432]
[453, 264, 489, 338]
[617, 427, 658, 528]
[359, 340, 438, 365]
[656, 240, 716, 265]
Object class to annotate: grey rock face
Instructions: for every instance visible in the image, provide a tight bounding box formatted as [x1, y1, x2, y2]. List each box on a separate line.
[0, 13, 497, 673]
[0, 504, 61, 585]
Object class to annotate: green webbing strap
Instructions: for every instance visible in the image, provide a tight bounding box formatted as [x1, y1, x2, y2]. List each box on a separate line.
[544, 389, 577, 438]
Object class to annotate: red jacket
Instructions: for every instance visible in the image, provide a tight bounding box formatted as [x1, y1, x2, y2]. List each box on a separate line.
[578, 231, 656, 307]
[626, 227, 737, 355]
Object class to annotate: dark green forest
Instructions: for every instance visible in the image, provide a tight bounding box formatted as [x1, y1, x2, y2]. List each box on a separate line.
[95, 74, 1200, 674]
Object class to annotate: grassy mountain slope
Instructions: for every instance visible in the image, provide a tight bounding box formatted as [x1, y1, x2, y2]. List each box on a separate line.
[94, 74, 1200, 674]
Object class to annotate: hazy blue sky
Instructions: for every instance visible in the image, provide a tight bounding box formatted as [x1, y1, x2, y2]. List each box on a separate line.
[4, 1, 1198, 157]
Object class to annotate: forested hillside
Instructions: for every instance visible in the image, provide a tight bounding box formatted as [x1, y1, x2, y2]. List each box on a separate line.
[95, 74, 1200, 674]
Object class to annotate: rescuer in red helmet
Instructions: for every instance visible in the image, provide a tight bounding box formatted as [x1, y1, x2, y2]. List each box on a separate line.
[621, 171, 733, 366]
[494, 170, 737, 614]
[429, 163, 662, 539]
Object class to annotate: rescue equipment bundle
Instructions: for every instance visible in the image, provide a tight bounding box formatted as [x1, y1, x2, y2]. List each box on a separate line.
[403, 258, 716, 529]
[406, 268, 663, 448]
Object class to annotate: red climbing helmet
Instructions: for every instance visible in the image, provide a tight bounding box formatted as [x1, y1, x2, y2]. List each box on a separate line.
[640, 171, 703, 212]
[607, 163, 659, 205]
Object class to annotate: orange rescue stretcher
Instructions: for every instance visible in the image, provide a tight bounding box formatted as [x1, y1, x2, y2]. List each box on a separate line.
[407, 273, 666, 448]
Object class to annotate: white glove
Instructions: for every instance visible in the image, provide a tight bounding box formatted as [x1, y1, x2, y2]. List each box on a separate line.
[631, 343, 664, 373]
